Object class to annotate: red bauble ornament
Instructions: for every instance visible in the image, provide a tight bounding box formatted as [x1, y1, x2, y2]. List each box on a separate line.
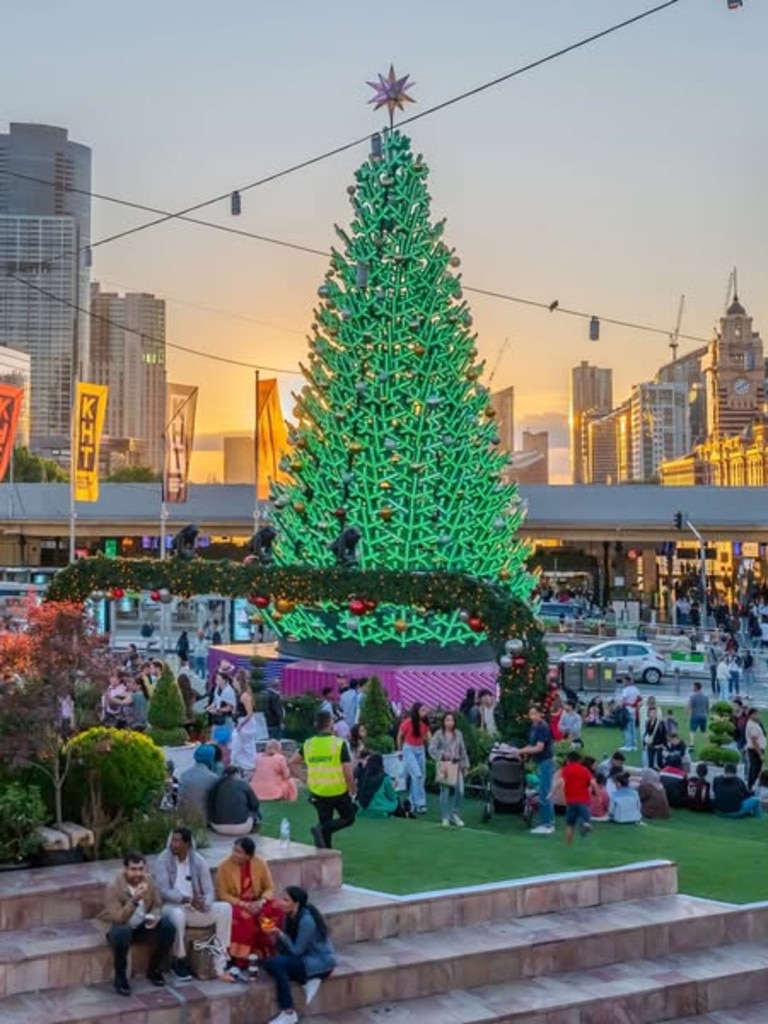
[333, 507, 347, 519]
[252, 594, 270, 609]
[512, 656, 527, 670]
[467, 616, 484, 633]
[348, 598, 367, 616]
[150, 590, 161, 602]
[112, 587, 125, 600]
[363, 599, 378, 612]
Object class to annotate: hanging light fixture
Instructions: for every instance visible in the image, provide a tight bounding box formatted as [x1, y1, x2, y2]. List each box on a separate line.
[589, 316, 600, 341]
[230, 190, 242, 216]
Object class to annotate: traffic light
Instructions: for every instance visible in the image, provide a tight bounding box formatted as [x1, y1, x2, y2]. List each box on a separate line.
[673, 511, 683, 531]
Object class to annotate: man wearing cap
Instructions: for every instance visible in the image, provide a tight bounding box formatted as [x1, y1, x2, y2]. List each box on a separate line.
[178, 744, 219, 822]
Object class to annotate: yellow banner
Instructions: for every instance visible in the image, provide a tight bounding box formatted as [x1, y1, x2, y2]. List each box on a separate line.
[164, 383, 198, 504]
[73, 382, 108, 502]
[256, 378, 290, 501]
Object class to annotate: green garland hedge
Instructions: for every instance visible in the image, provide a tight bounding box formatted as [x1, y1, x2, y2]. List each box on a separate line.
[49, 557, 548, 738]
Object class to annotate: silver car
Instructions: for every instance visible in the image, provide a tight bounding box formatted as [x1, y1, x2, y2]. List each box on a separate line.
[559, 640, 667, 685]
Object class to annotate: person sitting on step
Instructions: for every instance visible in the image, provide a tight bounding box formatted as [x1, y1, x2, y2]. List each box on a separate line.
[263, 885, 337, 1024]
[153, 826, 233, 982]
[99, 851, 176, 997]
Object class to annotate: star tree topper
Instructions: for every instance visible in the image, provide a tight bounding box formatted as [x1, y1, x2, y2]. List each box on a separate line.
[367, 65, 416, 126]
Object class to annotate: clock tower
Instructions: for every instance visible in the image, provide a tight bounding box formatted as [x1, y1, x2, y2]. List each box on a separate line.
[703, 294, 765, 440]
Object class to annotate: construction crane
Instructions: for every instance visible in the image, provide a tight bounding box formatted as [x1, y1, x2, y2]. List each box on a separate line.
[487, 336, 512, 387]
[668, 294, 685, 360]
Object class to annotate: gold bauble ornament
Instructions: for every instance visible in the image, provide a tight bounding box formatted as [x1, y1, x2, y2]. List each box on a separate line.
[379, 506, 394, 521]
[271, 611, 283, 622]
[499, 569, 511, 581]
[394, 619, 408, 633]
[293, 501, 306, 514]
[349, 442, 363, 454]
[379, 480, 392, 490]
[466, 368, 480, 381]
[275, 598, 295, 614]
[483, 407, 496, 419]
[413, 343, 426, 356]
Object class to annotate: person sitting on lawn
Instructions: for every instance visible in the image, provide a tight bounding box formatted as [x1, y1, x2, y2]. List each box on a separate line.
[712, 763, 763, 819]
[589, 771, 610, 821]
[356, 753, 405, 818]
[664, 733, 691, 772]
[598, 750, 626, 776]
[605, 763, 625, 799]
[638, 768, 670, 820]
[608, 773, 642, 824]
[558, 701, 583, 745]
[585, 698, 604, 727]
[208, 766, 262, 836]
[250, 740, 299, 803]
[686, 762, 712, 812]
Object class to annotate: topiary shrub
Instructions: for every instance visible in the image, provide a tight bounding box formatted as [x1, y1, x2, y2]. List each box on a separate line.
[284, 693, 322, 743]
[147, 665, 189, 747]
[697, 744, 741, 767]
[65, 728, 166, 851]
[358, 676, 395, 753]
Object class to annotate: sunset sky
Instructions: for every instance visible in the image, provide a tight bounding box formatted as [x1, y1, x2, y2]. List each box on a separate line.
[3, 0, 766, 482]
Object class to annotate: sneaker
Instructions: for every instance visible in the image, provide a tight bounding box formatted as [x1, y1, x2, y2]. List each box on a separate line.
[171, 957, 193, 982]
[147, 970, 166, 987]
[450, 813, 465, 828]
[310, 825, 327, 849]
[530, 824, 555, 835]
[303, 976, 322, 1005]
[441, 818, 450, 828]
[269, 1011, 299, 1024]
[114, 975, 131, 997]
[579, 822, 592, 837]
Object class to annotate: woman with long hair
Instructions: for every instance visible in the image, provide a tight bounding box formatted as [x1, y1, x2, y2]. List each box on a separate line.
[357, 753, 401, 818]
[348, 723, 368, 768]
[429, 712, 469, 828]
[215, 836, 284, 964]
[397, 703, 431, 815]
[231, 689, 260, 773]
[262, 885, 336, 1024]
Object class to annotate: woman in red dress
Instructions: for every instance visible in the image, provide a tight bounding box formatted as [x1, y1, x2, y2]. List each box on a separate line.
[215, 836, 284, 962]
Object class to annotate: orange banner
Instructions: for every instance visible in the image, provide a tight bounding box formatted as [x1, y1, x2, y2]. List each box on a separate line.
[0, 384, 23, 483]
[256, 378, 290, 501]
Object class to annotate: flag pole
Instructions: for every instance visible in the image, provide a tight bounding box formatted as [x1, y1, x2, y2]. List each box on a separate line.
[253, 369, 260, 535]
[69, 384, 77, 563]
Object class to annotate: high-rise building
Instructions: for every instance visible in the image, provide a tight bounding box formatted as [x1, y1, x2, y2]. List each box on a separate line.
[570, 361, 612, 483]
[655, 344, 708, 445]
[224, 436, 255, 484]
[586, 402, 631, 484]
[629, 381, 690, 481]
[90, 284, 166, 473]
[0, 123, 91, 458]
[514, 430, 549, 485]
[0, 345, 31, 448]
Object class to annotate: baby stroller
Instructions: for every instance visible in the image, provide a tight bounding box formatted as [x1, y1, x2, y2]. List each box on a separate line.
[482, 745, 535, 824]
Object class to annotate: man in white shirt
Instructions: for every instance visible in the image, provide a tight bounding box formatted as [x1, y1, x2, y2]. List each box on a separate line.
[154, 827, 232, 981]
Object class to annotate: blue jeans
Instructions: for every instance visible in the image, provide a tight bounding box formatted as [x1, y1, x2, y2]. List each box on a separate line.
[721, 797, 762, 819]
[623, 717, 636, 750]
[402, 745, 426, 811]
[439, 777, 464, 821]
[537, 758, 554, 826]
[263, 954, 307, 1010]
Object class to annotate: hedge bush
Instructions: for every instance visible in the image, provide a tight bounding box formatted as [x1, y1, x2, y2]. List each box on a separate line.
[697, 744, 740, 767]
[0, 782, 46, 862]
[358, 677, 395, 753]
[65, 727, 166, 824]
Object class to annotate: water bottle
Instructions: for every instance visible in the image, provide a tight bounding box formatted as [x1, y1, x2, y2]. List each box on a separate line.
[279, 817, 291, 851]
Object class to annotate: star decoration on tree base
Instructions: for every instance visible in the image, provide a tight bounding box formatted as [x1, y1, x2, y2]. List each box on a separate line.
[367, 65, 416, 124]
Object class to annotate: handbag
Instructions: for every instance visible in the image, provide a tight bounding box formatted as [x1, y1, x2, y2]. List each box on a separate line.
[437, 760, 460, 788]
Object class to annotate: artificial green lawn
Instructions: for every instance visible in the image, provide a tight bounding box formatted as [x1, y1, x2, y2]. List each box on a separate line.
[259, 709, 766, 905]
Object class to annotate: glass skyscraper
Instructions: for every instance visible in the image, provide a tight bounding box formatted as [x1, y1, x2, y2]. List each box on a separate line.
[0, 123, 91, 459]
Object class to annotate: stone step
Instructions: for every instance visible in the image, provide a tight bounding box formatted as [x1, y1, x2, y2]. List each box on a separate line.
[0, 835, 342, 931]
[669, 1007, 768, 1023]
[2, 939, 768, 1024]
[0, 893, 761, 1005]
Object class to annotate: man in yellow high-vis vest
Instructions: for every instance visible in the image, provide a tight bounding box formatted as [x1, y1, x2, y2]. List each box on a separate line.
[303, 710, 357, 848]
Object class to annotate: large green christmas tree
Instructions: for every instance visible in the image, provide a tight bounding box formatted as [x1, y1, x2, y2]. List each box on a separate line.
[262, 83, 533, 655]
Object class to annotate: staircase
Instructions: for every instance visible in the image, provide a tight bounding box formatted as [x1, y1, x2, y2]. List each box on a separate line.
[1, 842, 767, 1023]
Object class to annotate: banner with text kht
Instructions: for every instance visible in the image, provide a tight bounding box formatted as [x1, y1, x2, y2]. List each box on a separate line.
[0, 384, 24, 483]
[73, 382, 108, 502]
[164, 383, 198, 504]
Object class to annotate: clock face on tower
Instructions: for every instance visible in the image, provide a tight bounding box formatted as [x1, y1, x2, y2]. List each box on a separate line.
[733, 378, 751, 396]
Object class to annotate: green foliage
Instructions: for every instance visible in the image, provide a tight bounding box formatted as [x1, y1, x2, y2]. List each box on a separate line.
[358, 677, 394, 749]
[106, 465, 161, 483]
[74, 680, 104, 730]
[697, 745, 741, 767]
[148, 665, 189, 746]
[453, 711, 494, 768]
[0, 782, 46, 862]
[65, 727, 166, 824]
[104, 806, 208, 860]
[707, 702, 736, 754]
[711, 701, 735, 716]
[284, 693, 322, 744]
[9, 445, 67, 483]
[496, 634, 549, 743]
